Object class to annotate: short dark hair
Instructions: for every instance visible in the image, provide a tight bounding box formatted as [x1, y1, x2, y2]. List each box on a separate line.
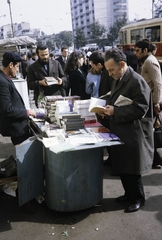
[89, 51, 105, 66]
[36, 44, 48, 54]
[49, 52, 55, 58]
[61, 46, 68, 52]
[104, 48, 127, 64]
[135, 39, 151, 52]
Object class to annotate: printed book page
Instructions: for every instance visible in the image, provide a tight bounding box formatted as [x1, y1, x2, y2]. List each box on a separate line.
[88, 97, 106, 114]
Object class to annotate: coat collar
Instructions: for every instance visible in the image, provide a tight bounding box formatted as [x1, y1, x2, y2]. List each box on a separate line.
[111, 66, 134, 97]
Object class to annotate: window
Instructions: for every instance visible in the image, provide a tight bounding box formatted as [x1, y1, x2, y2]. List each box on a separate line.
[145, 26, 160, 42]
[131, 29, 144, 44]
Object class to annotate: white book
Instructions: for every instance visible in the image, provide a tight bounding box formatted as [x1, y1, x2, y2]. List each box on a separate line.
[45, 77, 58, 85]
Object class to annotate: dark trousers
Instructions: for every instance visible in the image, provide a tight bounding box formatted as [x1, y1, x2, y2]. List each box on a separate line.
[120, 174, 145, 203]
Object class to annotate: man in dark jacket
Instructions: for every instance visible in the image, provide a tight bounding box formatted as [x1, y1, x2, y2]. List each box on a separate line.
[56, 46, 69, 95]
[100, 48, 154, 213]
[27, 44, 67, 106]
[0, 52, 36, 145]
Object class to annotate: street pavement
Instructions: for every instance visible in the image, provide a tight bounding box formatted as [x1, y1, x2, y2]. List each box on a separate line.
[0, 134, 162, 240]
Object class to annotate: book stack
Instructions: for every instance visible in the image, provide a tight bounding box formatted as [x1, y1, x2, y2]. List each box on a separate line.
[45, 95, 64, 123]
[60, 114, 85, 131]
[73, 99, 96, 121]
[55, 100, 73, 124]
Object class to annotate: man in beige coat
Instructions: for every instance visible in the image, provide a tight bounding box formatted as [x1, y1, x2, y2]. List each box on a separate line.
[135, 39, 162, 168]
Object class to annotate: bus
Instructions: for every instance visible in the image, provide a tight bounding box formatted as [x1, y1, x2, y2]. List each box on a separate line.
[119, 17, 162, 59]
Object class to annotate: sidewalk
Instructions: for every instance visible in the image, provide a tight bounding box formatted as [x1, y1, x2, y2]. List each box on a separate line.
[0, 134, 162, 240]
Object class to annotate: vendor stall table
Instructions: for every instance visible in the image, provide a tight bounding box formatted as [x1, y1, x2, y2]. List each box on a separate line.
[15, 119, 122, 212]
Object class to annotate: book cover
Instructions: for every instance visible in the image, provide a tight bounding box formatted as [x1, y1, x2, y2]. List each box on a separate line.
[88, 97, 106, 114]
[45, 77, 58, 85]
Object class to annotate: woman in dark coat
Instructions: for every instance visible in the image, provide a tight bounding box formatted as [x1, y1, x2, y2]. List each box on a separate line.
[65, 51, 90, 99]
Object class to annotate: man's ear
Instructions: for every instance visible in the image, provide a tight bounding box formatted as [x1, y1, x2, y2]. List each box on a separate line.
[144, 48, 148, 53]
[97, 63, 102, 68]
[120, 61, 125, 68]
[9, 62, 13, 68]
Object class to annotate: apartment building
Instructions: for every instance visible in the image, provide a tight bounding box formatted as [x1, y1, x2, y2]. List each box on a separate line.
[70, 0, 128, 42]
[0, 22, 41, 40]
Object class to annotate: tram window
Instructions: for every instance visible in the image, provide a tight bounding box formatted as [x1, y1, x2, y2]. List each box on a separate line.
[131, 29, 143, 44]
[145, 26, 160, 42]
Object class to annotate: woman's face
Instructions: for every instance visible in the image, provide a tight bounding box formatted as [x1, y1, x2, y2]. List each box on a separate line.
[78, 57, 84, 67]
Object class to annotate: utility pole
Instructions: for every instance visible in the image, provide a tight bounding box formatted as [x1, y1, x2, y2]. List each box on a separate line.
[7, 0, 14, 37]
[152, 0, 155, 18]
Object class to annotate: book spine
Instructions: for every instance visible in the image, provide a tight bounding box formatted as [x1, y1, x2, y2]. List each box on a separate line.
[64, 125, 84, 131]
[61, 115, 81, 119]
[62, 118, 85, 123]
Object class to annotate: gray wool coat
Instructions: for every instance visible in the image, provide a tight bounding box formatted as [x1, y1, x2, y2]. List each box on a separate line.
[102, 67, 154, 175]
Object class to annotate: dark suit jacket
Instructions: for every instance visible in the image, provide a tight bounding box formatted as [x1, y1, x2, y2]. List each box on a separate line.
[27, 59, 67, 104]
[0, 70, 28, 137]
[55, 56, 66, 71]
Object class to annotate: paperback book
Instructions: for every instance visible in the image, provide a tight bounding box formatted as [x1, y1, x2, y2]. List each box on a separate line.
[88, 97, 106, 114]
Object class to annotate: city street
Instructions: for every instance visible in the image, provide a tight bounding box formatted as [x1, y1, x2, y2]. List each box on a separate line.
[0, 134, 162, 240]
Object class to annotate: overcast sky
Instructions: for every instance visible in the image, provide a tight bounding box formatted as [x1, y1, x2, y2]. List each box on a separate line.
[0, 0, 152, 34]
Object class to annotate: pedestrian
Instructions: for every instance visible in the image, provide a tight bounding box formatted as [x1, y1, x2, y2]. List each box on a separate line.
[0, 52, 36, 145]
[56, 46, 69, 95]
[99, 48, 154, 213]
[88, 51, 113, 97]
[21, 53, 28, 79]
[27, 44, 67, 107]
[64, 51, 90, 100]
[26, 52, 34, 71]
[135, 39, 162, 168]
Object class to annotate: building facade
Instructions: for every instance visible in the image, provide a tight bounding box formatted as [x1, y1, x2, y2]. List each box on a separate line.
[70, 0, 128, 43]
[0, 22, 41, 40]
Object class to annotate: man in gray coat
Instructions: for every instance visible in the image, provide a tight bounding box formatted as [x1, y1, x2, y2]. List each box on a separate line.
[100, 48, 154, 213]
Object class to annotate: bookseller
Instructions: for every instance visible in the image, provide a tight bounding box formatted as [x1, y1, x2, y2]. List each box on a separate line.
[0, 52, 36, 145]
[97, 48, 154, 213]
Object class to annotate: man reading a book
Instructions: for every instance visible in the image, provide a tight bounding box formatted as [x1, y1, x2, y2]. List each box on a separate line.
[98, 48, 154, 213]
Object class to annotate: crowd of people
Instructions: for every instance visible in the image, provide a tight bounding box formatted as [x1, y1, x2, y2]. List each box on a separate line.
[0, 38, 162, 213]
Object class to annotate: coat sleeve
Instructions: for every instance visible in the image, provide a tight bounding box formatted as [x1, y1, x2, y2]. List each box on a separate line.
[113, 78, 151, 123]
[57, 61, 67, 88]
[0, 80, 27, 119]
[27, 64, 40, 91]
[144, 59, 162, 103]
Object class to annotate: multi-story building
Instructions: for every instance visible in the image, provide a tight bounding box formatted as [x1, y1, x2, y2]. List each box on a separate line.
[70, 0, 128, 43]
[0, 22, 41, 40]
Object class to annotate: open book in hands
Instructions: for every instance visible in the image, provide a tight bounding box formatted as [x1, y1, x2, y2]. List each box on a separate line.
[88, 97, 106, 114]
[45, 77, 58, 86]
